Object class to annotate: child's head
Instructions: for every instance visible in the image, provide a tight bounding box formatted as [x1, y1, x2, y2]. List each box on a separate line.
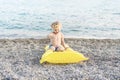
[51, 21, 62, 33]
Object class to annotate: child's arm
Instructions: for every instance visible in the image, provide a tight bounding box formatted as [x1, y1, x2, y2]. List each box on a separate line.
[48, 33, 52, 39]
[61, 33, 68, 49]
[47, 33, 52, 43]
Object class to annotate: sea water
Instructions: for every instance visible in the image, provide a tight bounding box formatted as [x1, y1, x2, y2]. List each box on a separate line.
[0, 0, 120, 39]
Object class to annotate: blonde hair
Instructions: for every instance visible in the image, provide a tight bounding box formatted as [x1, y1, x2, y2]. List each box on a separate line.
[51, 21, 62, 29]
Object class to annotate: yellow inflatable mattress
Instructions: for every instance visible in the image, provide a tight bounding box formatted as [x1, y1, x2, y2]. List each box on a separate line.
[40, 46, 89, 64]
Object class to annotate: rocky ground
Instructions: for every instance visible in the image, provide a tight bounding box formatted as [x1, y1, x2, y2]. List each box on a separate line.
[0, 38, 119, 80]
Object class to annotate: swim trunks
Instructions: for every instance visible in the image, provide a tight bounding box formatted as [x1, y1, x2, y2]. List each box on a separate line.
[49, 45, 59, 51]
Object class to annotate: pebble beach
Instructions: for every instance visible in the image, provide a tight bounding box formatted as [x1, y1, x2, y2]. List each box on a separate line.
[0, 38, 119, 80]
[0, 0, 120, 80]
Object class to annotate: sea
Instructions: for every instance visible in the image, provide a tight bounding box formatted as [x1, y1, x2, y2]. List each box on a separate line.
[0, 0, 120, 39]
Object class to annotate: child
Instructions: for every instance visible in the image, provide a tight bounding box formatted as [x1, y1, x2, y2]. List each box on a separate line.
[48, 21, 68, 51]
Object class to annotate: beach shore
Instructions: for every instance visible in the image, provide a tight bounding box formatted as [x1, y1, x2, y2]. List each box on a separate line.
[0, 38, 119, 80]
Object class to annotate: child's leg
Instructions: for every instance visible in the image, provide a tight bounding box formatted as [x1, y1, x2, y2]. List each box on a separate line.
[49, 45, 55, 51]
[57, 45, 65, 51]
[65, 44, 69, 48]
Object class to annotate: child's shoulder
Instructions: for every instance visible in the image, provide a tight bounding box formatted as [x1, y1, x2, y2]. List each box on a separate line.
[60, 32, 64, 35]
[59, 32, 64, 37]
[48, 32, 54, 36]
[47, 33, 52, 38]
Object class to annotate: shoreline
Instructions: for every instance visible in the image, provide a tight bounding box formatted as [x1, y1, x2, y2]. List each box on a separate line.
[0, 36, 120, 40]
[0, 38, 119, 80]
